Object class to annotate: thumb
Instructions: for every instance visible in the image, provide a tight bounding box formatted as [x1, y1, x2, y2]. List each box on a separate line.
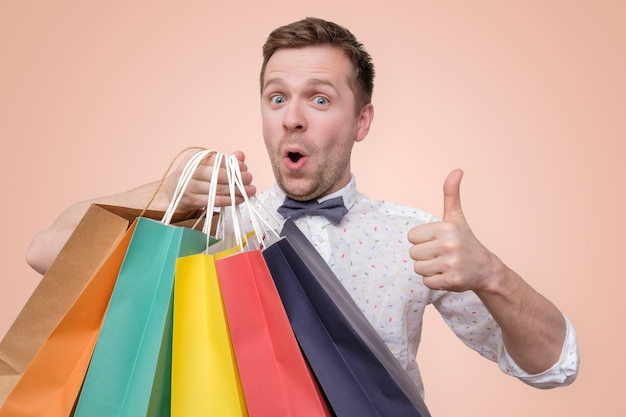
[443, 168, 465, 222]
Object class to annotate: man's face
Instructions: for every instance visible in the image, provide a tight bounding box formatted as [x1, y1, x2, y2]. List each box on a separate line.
[261, 45, 372, 201]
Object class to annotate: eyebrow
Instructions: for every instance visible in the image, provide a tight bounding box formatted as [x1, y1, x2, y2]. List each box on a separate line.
[262, 78, 285, 92]
[306, 78, 337, 89]
[262, 77, 338, 93]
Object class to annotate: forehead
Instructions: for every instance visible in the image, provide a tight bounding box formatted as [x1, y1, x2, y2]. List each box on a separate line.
[262, 45, 353, 90]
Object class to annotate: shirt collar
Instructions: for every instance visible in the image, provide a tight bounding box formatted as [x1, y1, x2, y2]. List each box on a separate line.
[271, 175, 358, 213]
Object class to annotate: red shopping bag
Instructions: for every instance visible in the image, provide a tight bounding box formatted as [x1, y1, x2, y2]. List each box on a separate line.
[217, 248, 332, 417]
[213, 154, 332, 417]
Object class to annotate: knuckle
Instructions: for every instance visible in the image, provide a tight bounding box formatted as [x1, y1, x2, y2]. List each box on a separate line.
[439, 221, 456, 234]
[441, 239, 460, 255]
[447, 255, 463, 271]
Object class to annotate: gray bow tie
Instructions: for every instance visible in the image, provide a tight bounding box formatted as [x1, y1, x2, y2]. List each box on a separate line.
[277, 196, 348, 225]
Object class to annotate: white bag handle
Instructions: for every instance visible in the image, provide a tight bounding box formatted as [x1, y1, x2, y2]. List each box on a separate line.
[161, 149, 219, 225]
[202, 152, 260, 255]
[200, 151, 224, 237]
[159, 150, 281, 252]
[224, 154, 281, 251]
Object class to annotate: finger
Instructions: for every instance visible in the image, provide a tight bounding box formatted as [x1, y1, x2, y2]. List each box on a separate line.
[412, 258, 444, 278]
[244, 183, 257, 198]
[214, 194, 245, 206]
[443, 168, 465, 222]
[229, 150, 250, 172]
[407, 222, 441, 245]
[197, 151, 235, 166]
[214, 151, 250, 175]
[232, 150, 246, 163]
[191, 163, 222, 183]
[203, 151, 249, 175]
[409, 240, 442, 262]
[421, 275, 448, 291]
[191, 163, 248, 185]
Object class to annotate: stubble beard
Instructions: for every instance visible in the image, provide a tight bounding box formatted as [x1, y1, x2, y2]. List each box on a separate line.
[268, 135, 354, 201]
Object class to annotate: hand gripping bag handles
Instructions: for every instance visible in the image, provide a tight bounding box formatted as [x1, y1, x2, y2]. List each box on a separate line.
[213, 156, 333, 417]
[263, 218, 432, 417]
[73, 150, 217, 417]
[171, 151, 248, 417]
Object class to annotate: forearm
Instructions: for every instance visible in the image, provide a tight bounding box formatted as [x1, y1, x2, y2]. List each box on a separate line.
[26, 181, 167, 274]
[26, 150, 252, 275]
[476, 255, 567, 375]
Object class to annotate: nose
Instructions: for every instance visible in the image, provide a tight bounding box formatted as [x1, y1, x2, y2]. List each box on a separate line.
[282, 101, 307, 131]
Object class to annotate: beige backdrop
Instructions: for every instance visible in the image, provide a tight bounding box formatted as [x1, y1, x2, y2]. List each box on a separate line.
[1, 1, 624, 415]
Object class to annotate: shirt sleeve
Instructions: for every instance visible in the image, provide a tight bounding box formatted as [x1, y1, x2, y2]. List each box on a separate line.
[498, 314, 579, 388]
[431, 291, 579, 388]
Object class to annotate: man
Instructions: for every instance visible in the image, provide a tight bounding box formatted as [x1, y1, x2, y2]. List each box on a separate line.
[26, 17, 579, 398]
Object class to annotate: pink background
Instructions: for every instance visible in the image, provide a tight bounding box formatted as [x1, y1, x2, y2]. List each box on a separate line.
[1, 1, 624, 415]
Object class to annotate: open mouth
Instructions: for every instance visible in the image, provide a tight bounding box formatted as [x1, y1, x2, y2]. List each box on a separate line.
[288, 152, 303, 163]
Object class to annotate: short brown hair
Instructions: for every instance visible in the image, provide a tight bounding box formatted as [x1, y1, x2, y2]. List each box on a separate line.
[260, 17, 375, 112]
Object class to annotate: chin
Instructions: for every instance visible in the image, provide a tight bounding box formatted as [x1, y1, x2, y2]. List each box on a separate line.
[279, 179, 315, 201]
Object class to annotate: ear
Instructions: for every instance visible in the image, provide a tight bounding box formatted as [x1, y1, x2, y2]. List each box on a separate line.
[355, 103, 374, 143]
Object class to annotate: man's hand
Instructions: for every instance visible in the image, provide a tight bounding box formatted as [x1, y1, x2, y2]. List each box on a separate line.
[161, 150, 257, 211]
[408, 169, 498, 292]
[408, 170, 572, 375]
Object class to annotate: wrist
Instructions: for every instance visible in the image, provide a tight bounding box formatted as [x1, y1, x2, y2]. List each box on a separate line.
[477, 252, 518, 299]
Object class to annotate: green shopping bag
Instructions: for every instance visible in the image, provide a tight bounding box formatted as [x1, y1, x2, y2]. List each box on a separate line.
[74, 149, 221, 417]
[73, 217, 207, 417]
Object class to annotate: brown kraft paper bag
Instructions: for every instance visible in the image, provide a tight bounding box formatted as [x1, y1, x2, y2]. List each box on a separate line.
[0, 203, 203, 403]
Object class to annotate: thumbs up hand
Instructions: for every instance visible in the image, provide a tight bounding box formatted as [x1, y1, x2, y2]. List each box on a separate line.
[408, 169, 499, 293]
[408, 171, 573, 375]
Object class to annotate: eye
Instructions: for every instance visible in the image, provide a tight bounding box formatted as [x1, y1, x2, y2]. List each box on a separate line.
[270, 95, 285, 105]
[313, 96, 329, 106]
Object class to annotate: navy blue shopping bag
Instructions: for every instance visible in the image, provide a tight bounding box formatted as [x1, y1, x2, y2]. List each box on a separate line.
[262, 219, 431, 417]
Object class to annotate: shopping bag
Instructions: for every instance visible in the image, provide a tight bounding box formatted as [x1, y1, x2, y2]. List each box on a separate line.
[262, 219, 432, 417]
[74, 151, 217, 417]
[216, 249, 333, 417]
[72, 216, 207, 417]
[280, 219, 431, 415]
[0, 204, 131, 403]
[200, 153, 332, 416]
[172, 250, 248, 417]
[0, 212, 136, 417]
[171, 151, 248, 416]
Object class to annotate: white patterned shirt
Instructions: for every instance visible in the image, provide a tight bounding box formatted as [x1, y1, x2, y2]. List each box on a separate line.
[240, 175, 579, 398]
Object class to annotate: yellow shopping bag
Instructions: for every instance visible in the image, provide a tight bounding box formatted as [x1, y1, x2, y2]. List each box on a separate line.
[172, 247, 248, 417]
[171, 151, 249, 416]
